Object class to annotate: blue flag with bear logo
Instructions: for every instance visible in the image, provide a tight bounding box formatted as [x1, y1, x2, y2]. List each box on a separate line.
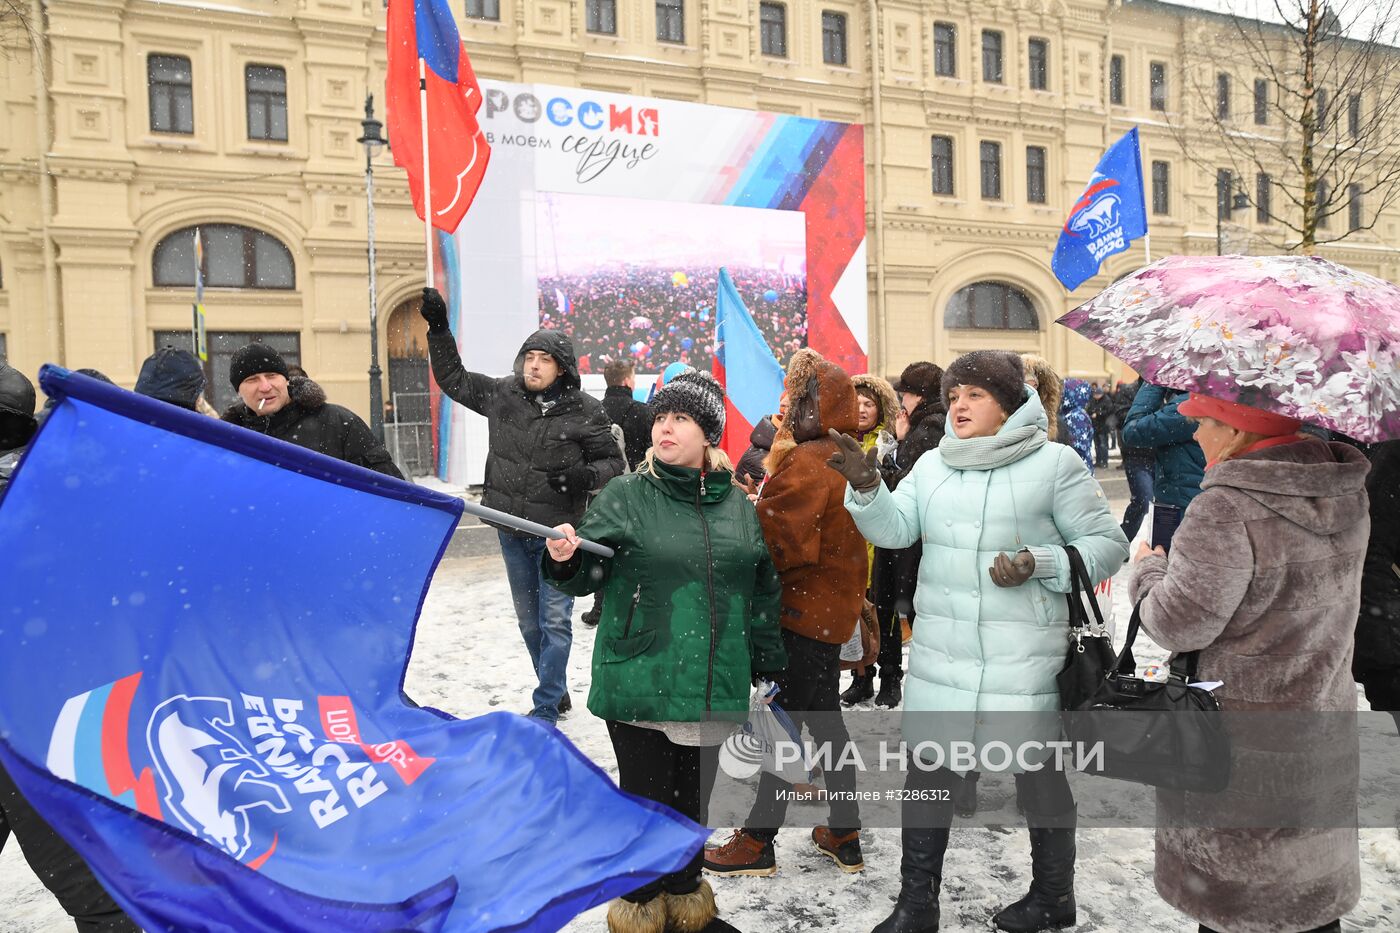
[0, 366, 707, 932]
[1052, 127, 1148, 291]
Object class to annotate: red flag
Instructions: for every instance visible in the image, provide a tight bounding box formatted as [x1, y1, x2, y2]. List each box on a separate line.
[386, 0, 491, 234]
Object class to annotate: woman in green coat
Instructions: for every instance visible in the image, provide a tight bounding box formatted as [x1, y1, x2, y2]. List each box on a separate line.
[545, 370, 786, 933]
[828, 351, 1128, 933]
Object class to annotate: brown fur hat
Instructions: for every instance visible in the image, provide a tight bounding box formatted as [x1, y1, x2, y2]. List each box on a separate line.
[852, 374, 899, 432]
[764, 348, 858, 473]
[1021, 354, 1063, 441]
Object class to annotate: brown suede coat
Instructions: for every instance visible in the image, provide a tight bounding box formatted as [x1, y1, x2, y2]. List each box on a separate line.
[1130, 438, 1370, 933]
[758, 350, 866, 644]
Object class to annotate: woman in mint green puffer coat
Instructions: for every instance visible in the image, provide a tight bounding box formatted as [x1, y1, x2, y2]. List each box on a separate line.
[830, 350, 1128, 933]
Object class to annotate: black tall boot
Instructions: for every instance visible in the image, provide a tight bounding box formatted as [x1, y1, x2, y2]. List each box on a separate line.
[871, 825, 948, 933]
[841, 670, 875, 706]
[992, 808, 1077, 932]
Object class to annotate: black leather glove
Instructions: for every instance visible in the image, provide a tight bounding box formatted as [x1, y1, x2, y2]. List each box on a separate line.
[420, 287, 449, 335]
[547, 462, 593, 496]
[825, 428, 881, 492]
[752, 671, 784, 688]
[989, 550, 1036, 588]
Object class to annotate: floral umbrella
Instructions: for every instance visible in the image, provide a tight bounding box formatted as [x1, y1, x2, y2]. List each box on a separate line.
[1057, 254, 1400, 442]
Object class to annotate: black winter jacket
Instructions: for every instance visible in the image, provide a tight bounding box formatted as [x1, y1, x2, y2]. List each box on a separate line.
[602, 385, 651, 470]
[735, 416, 778, 485]
[222, 377, 403, 479]
[426, 328, 624, 532]
[1356, 440, 1400, 698]
[872, 400, 947, 616]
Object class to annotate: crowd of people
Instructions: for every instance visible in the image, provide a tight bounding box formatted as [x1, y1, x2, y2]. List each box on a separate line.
[0, 278, 1396, 933]
[536, 265, 808, 373]
[421, 279, 1398, 933]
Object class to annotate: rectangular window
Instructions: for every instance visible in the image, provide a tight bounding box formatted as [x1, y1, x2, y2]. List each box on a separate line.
[1217, 168, 1235, 219]
[586, 0, 617, 34]
[148, 54, 193, 135]
[1348, 94, 1361, 137]
[1254, 78, 1268, 124]
[934, 22, 957, 77]
[822, 11, 848, 66]
[1026, 145, 1047, 203]
[1348, 183, 1363, 231]
[245, 65, 288, 142]
[1256, 173, 1272, 223]
[759, 2, 786, 57]
[1316, 88, 1329, 132]
[931, 136, 954, 195]
[980, 140, 1002, 200]
[1317, 178, 1330, 228]
[982, 30, 1003, 84]
[656, 0, 684, 43]
[1151, 160, 1170, 214]
[465, 0, 499, 20]
[1028, 38, 1048, 90]
[1216, 73, 1230, 120]
[1109, 54, 1124, 105]
[1150, 61, 1167, 111]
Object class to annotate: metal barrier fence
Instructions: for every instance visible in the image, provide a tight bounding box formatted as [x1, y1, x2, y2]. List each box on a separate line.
[386, 391, 434, 478]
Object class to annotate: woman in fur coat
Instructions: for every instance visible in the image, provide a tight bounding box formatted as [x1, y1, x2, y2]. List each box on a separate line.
[1130, 393, 1370, 933]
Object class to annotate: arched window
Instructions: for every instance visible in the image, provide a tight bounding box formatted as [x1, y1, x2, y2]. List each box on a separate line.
[153, 224, 294, 289]
[944, 281, 1039, 330]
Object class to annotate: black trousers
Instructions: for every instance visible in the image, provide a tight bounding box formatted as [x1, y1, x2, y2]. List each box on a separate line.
[0, 764, 139, 932]
[875, 600, 903, 681]
[607, 720, 720, 903]
[746, 628, 861, 837]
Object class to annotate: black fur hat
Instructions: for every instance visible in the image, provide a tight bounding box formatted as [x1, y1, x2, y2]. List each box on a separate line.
[893, 361, 945, 399]
[649, 369, 725, 446]
[941, 350, 1026, 417]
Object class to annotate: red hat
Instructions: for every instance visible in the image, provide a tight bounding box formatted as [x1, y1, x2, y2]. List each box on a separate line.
[1177, 393, 1303, 436]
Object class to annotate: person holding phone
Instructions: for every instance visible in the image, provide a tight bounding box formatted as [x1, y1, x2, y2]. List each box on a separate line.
[1121, 382, 1205, 552]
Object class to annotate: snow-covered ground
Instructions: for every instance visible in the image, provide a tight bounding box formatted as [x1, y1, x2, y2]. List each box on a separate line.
[3, 505, 1398, 931]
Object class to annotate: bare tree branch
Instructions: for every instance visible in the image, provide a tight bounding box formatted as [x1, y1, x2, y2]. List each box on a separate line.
[1164, 0, 1400, 253]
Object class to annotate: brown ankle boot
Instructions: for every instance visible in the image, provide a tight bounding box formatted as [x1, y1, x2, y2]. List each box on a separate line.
[701, 829, 776, 876]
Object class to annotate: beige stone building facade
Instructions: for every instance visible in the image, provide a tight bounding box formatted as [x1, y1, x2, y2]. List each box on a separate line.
[1, 0, 1397, 422]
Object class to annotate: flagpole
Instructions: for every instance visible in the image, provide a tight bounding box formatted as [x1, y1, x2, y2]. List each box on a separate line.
[418, 57, 434, 288]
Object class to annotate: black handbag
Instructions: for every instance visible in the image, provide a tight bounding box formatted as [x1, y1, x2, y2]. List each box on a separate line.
[1056, 546, 1118, 711]
[1063, 601, 1232, 794]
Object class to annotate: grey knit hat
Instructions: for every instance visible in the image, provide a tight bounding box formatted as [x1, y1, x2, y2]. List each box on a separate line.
[941, 350, 1027, 417]
[649, 369, 726, 445]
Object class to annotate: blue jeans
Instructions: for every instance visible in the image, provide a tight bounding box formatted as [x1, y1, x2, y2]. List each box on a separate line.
[498, 531, 574, 722]
[1120, 461, 1155, 541]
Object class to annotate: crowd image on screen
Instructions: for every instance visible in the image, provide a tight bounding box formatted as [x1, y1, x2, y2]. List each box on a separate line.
[536, 264, 807, 374]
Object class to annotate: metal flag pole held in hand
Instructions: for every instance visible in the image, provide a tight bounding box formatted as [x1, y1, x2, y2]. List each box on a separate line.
[461, 499, 615, 558]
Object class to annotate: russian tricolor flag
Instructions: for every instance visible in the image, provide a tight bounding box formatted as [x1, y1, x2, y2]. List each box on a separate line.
[386, 0, 491, 234]
[712, 268, 785, 463]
